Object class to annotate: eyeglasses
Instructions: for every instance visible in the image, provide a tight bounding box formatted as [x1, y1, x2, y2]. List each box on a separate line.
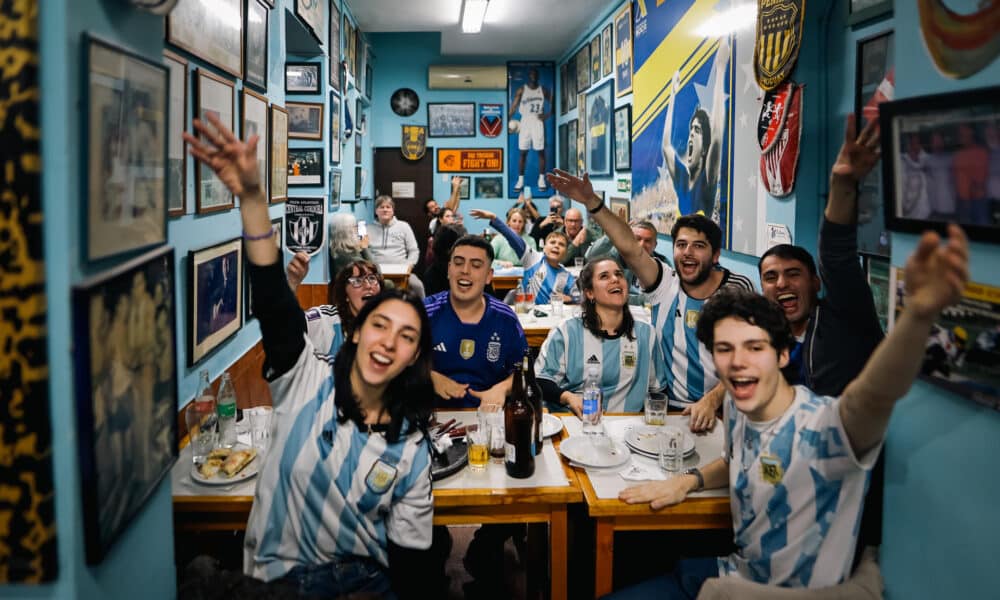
[347, 274, 380, 288]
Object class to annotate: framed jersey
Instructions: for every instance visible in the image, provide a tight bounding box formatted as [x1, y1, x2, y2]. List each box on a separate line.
[585, 80, 613, 178]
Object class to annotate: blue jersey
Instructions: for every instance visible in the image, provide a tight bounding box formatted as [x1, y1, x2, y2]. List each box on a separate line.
[424, 292, 527, 408]
[673, 153, 716, 216]
[536, 317, 667, 412]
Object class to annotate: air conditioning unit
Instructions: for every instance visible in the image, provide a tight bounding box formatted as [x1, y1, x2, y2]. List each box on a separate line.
[428, 65, 507, 90]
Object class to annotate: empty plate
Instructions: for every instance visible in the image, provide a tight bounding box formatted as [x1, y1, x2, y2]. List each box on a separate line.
[542, 413, 563, 438]
[559, 435, 631, 469]
[625, 426, 695, 457]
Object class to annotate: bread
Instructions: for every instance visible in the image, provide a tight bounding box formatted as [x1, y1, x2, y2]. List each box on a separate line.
[221, 448, 257, 477]
[207, 448, 232, 460]
[198, 458, 224, 478]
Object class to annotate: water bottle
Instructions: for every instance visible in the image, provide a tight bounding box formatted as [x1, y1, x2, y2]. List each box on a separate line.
[582, 366, 603, 434]
[189, 370, 218, 463]
[216, 372, 238, 448]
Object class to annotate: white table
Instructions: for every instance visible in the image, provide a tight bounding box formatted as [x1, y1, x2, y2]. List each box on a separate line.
[518, 304, 650, 347]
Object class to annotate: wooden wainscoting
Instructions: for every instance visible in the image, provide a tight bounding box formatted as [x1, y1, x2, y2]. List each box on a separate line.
[295, 283, 329, 311]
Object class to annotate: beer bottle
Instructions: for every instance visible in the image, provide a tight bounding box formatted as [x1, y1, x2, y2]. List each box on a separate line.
[523, 352, 544, 455]
[504, 359, 536, 478]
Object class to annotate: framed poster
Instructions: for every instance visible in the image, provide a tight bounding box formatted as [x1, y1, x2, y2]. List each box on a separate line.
[241, 89, 269, 200]
[559, 62, 569, 116]
[329, 0, 341, 90]
[427, 102, 476, 137]
[475, 176, 503, 198]
[566, 118, 578, 176]
[854, 30, 894, 256]
[355, 124, 363, 163]
[590, 35, 602, 84]
[354, 165, 362, 197]
[507, 61, 555, 198]
[194, 68, 235, 214]
[287, 101, 324, 140]
[610, 196, 630, 221]
[585, 80, 613, 177]
[245, 218, 284, 321]
[329, 92, 341, 164]
[343, 16, 355, 79]
[564, 56, 577, 113]
[270, 105, 288, 202]
[295, 0, 324, 43]
[72, 245, 178, 563]
[189, 238, 242, 365]
[613, 104, 632, 171]
[167, 0, 242, 79]
[330, 168, 342, 210]
[575, 43, 590, 93]
[85, 35, 168, 262]
[436, 148, 504, 173]
[284, 196, 326, 256]
[614, 2, 633, 97]
[849, 0, 893, 26]
[288, 147, 324, 186]
[244, 0, 268, 91]
[601, 24, 613, 77]
[558, 122, 569, 172]
[164, 50, 187, 218]
[285, 62, 321, 94]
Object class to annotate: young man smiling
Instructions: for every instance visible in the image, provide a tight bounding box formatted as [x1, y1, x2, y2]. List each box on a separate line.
[609, 224, 968, 598]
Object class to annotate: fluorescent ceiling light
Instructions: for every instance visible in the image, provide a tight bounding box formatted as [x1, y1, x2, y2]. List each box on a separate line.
[695, 3, 756, 37]
[461, 0, 489, 34]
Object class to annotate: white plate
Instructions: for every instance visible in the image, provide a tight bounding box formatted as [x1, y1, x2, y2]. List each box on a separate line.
[625, 426, 695, 457]
[191, 447, 260, 486]
[625, 440, 696, 460]
[542, 413, 563, 438]
[559, 435, 632, 469]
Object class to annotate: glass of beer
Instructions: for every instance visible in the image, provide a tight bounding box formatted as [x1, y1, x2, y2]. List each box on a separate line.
[645, 391, 667, 426]
[466, 424, 488, 472]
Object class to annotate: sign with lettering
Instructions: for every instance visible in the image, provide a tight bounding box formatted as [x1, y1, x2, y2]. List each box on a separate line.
[284, 196, 326, 256]
[436, 148, 504, 173]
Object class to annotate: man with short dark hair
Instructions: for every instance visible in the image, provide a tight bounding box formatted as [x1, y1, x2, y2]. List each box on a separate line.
[425, 176, 463, 236]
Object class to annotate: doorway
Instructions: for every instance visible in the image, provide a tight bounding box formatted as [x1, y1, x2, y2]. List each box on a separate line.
[373, 146, 435, 268]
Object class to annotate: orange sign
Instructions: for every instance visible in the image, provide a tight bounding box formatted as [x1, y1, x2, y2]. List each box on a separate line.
[436, 148, 504, 173]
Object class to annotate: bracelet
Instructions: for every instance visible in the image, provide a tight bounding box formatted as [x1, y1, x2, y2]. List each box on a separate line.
[242, 229, 275, 241]
[588, 201, 603, 215]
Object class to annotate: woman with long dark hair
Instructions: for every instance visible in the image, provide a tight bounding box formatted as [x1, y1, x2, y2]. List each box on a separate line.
[302, 259, 384, 362]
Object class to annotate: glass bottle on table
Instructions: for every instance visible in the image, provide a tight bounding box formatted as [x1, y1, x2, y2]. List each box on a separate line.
[187, 370, 218, 464]
[216, 372, 237, 448]
[523, 352, 544, 455]
[504, 359, 536, 478]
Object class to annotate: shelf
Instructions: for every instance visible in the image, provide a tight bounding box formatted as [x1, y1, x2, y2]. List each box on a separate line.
[284, 8, 323, 57]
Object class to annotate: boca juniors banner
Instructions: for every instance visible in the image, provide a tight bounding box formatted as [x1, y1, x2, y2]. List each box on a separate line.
[507, 61, 555, 199]
[630, 0, 735, 247]
[284, 196, 326, 257]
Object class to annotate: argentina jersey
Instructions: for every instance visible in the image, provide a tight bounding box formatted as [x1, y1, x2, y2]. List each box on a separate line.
[304, 304, 344, 362]
[521, 247, 576, 305]
[536, 318, 668, 412]
[244, 336, 433, 581]
[719, 386, 879, 588]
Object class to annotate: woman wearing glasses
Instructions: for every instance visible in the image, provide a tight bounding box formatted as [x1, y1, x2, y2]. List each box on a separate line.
[304, 260, 385, 362]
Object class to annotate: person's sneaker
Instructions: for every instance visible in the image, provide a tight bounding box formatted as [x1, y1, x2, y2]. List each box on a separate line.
[514, 175, 524, 191]
[537, 174, 547, 190]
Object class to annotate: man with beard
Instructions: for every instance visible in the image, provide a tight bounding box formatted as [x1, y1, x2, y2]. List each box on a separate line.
[587, 220, 669, 301]
[559, 207, 596, 266]
[424, 176, 463, 236]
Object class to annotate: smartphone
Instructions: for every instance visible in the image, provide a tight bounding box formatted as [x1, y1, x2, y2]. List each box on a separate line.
[357, 220, 367, 239]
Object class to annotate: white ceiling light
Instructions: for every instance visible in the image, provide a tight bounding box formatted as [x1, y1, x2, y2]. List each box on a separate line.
[695, 3, 757, 37]
[461, 0, 490, 34]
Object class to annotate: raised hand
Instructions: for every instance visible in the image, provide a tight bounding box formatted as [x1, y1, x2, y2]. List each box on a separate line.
[451, 176, 463, 192]
[831, 114, 881, 184]
[184, 114, 262, 199]
[545, 169, 595, 207]
[469, 209, 496, 221]
[903, 224, 969, 320]
[286, 252, 310, 291]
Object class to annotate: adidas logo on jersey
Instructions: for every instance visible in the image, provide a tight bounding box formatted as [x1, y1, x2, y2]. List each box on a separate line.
[586, 354, 600, 364]
[433, 342, 447, 352]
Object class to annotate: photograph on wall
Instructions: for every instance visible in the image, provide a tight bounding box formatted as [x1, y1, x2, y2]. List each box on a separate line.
[455, 175, 470, 199]
[245, 218, 283, 321]
[566, 119, 578, 176]
[475, 176, 503, 198]
[295, 0, 325, 43]
[864, 254, 891, 333]
[631, 2, 733, 242]
[285, 62, 321, 94]
[880, 86, 1000, 243]
[167, 0, 243, 79]
[330, 169, 342, 210]
[610, 196, 630, 221]
[585, 80, 613, 177]
[244, 0, 268, 91]
[575, 43, 590, 93]
[285, 196, 326, 257]
[614, 2, 633, 97]
[890, 268, 1000, 411]
[189, 238, 242, 365]
[354, 165, 362, 197]
[559, 62, 569, 116]
[287, 101, 324, 140]
[343, 16, 355, 78]
[242, 90, 269, 200]
[602, 24, 613, 78]
[329, 0, 340, 90]
[86, 36, 168, 262]
[427, 102, 476, 137]
[855, 30, 894, 257]
[590, 35, 602, 84]
[288, 148, 324, 186]
[195, 68, 235, 214]
[164, 50, 186, 218]
[506, 61, 555, 198]
[565, 56, 578, 112]
[270, 105, 288, 202]
[558, 122, 569, 172]
[614, 104, 632, 171]
[329, 92, 341, 164]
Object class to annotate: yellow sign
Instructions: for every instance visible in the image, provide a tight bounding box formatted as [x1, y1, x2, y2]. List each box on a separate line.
[436, 148, 504, 173]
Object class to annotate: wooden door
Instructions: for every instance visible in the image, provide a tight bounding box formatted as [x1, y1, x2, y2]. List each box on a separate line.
[373, 147, 434, 267]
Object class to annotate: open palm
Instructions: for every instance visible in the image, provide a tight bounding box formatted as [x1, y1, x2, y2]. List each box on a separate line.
[831, 115, 881, 183]
[184, 113, 261, 198]
[904, 224, 969, 319]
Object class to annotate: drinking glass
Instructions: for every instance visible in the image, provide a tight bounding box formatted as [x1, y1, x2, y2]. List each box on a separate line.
[550, 294, 564, 317]
[466, 424, 488, 472]
[524, 291, 536, 314]
[644, 392, 668, 426]
[248, 407, 272, 454]
[186, 401, 217, 465]
[515, 290, 526, 314]
[658, 426, 684, 474]
[480, 405, 505, 463]
[574, 257, 584, 269]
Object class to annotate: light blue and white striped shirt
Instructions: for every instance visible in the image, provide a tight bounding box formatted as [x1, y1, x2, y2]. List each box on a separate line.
[304, 304, 344, 362]
[489, 216, 576, 305]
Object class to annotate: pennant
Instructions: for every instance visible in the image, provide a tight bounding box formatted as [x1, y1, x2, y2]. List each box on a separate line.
[759, 81, 803, 198]
[918, 0, 1000, 79]
[401, 125, 426, 161]
[754, 0, 806, 91]
[284, 197, 326, 257]
[479, 103, 503, 137]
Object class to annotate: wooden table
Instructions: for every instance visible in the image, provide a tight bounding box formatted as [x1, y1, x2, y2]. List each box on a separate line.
[379, 263, 412, 290]
[491, 275, 521, 296]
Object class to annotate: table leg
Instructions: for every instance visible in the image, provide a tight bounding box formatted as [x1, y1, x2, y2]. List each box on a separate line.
[594, 517, 614, 597]
[550, 506, 567, 600]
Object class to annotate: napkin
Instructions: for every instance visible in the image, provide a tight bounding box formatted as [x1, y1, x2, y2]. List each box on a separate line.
[618, 461, 667, 481]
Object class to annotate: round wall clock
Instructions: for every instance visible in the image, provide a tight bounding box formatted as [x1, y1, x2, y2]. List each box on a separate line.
[390, 88, 420, 117]
[127, 0, 180, 14]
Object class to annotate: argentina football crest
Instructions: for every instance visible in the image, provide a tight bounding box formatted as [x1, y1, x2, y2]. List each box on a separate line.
[365, 459, 398, 494]
[486, 332, 502, 362]
[284, 197, 326, 256]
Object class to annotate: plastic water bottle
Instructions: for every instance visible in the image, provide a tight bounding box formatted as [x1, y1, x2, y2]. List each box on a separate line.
[216, 372, 238, 448]
[582, 366, 603, 434]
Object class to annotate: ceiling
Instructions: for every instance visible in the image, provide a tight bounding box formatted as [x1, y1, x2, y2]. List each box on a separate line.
[349, 0, 610, 58]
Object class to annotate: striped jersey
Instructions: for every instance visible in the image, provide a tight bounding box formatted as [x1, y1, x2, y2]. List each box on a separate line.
[244, 336, 433, 581]
[304, 304, 344, 362]
[646, 261, 755, 406]
[521, 246, 576, 305]
[535, 317, 668, 412]
[719, 385, 879, 588]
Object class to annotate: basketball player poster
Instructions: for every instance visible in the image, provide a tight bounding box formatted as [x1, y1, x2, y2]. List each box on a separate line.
[507, 61, 555, 199]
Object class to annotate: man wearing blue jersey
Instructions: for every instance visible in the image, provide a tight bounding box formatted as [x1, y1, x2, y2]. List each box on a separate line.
[612, 225, 968, 597]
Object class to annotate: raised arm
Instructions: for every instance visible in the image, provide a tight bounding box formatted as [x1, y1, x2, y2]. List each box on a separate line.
[704, 40, 730, 187]
[470, 209, 528, 260]
[444, 176, 462, 212]
[827, 115, 881, 225]
[659, 72, 681, 182]
[839, 225, 969, 457]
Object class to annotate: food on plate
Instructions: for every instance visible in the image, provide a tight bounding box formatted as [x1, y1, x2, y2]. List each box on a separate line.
[221, 448, 257, 477]
[198, 458, 224, 478]
[207, 447, 232, 460]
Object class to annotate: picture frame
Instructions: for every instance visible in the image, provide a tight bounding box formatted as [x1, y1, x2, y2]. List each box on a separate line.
[329, 0, 341, 90]
[427, 102, 476, 137]
[288, 147, 324, 186]
[244, 0, 269, 91]
[566, 119, 578, 176]
[164, 50, 187, 218]
[474, 176, 503, 199]
[575, 43, 590, 93]
[507, 61, 555, 198]
[72, 245, 178, 564]
[614, 2, 633, 97]
[245, 218, 283, 321]
[614, 104, 632, 171]
[85, 35, 168, 262]
[848, 0, 893, 26]
[167, 0, 242, 79]
[879, 85, 1000, 244]
[270, 105, 289, 202]
[354, 165, 363, 198]
[189, 238, 242, 365]
[854, 30, 894, 257]
[455, 175, 470, 200]
[601, 24, 613, 78]
[241, 89, 269, 200]
[863, 254, 891, 333]
[558, 122, 569, 172]
[354, 27, 364, 83]
[194, 68, 236, 214]
[590, 35, 602, 84]
[564, 56, 578, 114]
[355, 127, 363, 163]
[285, 62, 321, 94]
[329, 92, 341, 164]
[610, 196, 631, 221]
[585, 80, 613, 178]
[295, 0, 325, 43]
[343, 16, 355, 79]
[287, 101, 324, 140]
[330, 168, 342, 210]
[365, 62, 373, 100]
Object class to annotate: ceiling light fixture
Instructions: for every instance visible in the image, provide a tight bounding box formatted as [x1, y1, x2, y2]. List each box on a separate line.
[461, 0, 489, 34]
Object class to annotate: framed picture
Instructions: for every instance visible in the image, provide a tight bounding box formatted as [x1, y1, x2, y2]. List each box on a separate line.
[354, 165, 363, 197]
[85, 35, 168, 262]
[241, 89, 269, 200]
[590, 35, 601, 84]
[189, 238, 242, 365]
[354, 28, 364, 82]
[614, 104, 632, 171]
[245, 218, 283, 321]
[849, 0, 893, 26]
[285, 62, 321, 94]
[566, 119, 578, 176]
[329, 92, 341, 164]
[71, 246, 178, 563]
[854, 30, 894, 256]
[614, 2, 633, 97]
[427, 102, 476, 137]
[585, 80, 613, 177]
[576, 108, 587, 176]
[455, 175, 470, 199]
[559, 62, 569, 116]
[330, 168, 342, 210]
[288, 147, 324, 186]
[355, 128, 363, 163]
[329, 0, 341, 90]
[558, 122, 569, 172]
[601, 24, 613, 77]
[244, 0, 268, 91]
[575, 43, 590, 93]
[564, 56, 578, 113]
[507, 61, 555, 198]
[167, 0, 242, 79]
[164, 50, 187, 218]
[879, 86, 1000, 243]
[287, 101, 324, 140]
[475, 176, 503, 198]
[436, 148, 504, 173]
[295, 0, 324, 43]
[365, 62, 373, 100]
[343, 16, 355, 79]
[863, 254, 891, 333]
[194, 68, 236, 214]
[270, 105, 288, 202]
[610, 196, 631, 221]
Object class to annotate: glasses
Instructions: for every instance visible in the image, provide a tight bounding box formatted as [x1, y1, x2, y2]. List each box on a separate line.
[347, 274, 380, 288]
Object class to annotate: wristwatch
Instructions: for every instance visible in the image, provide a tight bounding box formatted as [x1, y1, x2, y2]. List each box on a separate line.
[682, 467, 704, 492]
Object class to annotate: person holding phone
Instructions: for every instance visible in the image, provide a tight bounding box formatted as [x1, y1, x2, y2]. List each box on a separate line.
[529, 196, 565, 248]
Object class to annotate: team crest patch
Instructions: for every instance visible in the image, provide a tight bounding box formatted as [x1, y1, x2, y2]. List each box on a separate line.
[760, 454, 784, 485]
[621, 351, 636, 369]
[460, 339, 476, 359]
[479, 103, 503, 137]
[401, 125, 426, 160]
[486, 332, 502, 363]
[365, 459, 398, 494]
[685, 309, 700, 329]
[754, 0, 805, 91]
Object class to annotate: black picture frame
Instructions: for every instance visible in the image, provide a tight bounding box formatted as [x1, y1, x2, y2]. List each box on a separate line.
[164, 50, 187, 219]
[575, 43, 590, 93]
[854, 29, 894, 257]
[558, 122, 569, 172]
[285, 62, 321, 94]
[474, 176, 503, 199]
[455, 175, 470, 199]
[566, 118, 578, 176]
[879, 85, 1000, 244]
[295, 0, 324, 44]
[601, 23, 613, 78]
[329, 0, 341, 90]
[72, 246, 178, 563]
[427, 102, 476, 137]
[329, 92, 341, 164]
[287, 101, 324, 139]
[330, 168, 342, 210]
[565, 55, 578, 112]
[194, 68, 236, 214]
[188, 237, 243, 365]
[244, 0, 269, 91]
[288, 147, 324, 186]
[848, 0, 893, 26]
[613, 104, 632, 171]
[245, 218, 283, 321]
[354, 165, 363, 198]
[590, 35, 602, 84]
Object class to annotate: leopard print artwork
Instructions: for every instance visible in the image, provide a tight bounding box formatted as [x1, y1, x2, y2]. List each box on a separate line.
[0, 0, 58, 583]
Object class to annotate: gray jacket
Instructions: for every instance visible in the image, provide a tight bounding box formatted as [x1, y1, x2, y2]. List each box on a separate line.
[368, 217, 419, 266]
